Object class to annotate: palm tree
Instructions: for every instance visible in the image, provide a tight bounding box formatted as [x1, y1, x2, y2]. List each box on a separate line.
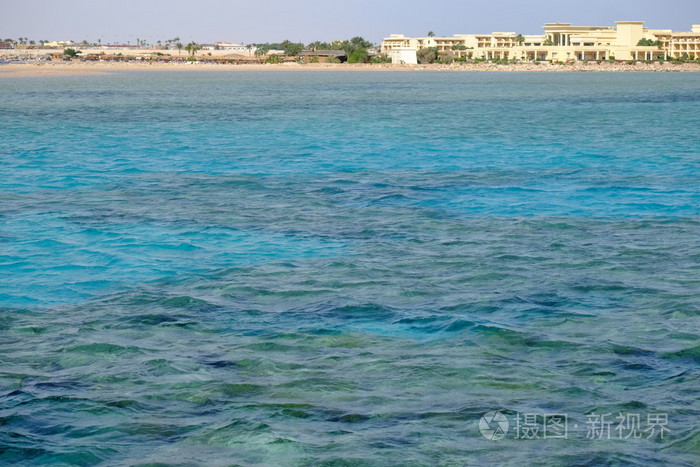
[515, 34, 525, 45]
[428, 31, 435, 37]
[176, 41, 183, 55]
[185, 41, 199, 57]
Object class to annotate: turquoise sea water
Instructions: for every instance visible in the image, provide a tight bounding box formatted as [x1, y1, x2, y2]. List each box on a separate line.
[1, 71, 699, 466]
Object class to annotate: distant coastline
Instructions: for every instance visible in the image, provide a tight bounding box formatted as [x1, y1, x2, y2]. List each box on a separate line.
[2, 60, 700, 77]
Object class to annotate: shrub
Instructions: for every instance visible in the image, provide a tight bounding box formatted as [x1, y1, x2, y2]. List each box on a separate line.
[369, 56, 392, 64]
[416, 47, 437, 64]
[440, 51, 455, 64]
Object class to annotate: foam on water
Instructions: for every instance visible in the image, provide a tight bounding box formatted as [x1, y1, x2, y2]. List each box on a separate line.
[1, 71, 699, 465]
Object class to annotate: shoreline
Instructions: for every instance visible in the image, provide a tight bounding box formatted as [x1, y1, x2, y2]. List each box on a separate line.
[2, 60, 700, 77]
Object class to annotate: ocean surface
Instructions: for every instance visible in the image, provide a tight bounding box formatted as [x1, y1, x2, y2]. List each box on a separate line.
[1, 70, 699, 466]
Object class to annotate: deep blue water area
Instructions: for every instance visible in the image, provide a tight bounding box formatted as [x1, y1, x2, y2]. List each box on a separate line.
[1, 71, 699, 465]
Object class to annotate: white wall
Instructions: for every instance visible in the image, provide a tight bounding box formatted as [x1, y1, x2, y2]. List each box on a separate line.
[390, 48, 417, 64]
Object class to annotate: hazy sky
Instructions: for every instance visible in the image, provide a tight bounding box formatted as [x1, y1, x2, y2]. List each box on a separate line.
[2, 0, 699, 45]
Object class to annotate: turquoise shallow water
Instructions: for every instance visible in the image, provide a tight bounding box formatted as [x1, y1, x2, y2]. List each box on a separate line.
[1, 71, 699, 465]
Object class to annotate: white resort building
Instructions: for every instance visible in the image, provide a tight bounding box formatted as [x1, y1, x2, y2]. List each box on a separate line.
[201, 42, 258, 56]
[382, 21, 700, 63]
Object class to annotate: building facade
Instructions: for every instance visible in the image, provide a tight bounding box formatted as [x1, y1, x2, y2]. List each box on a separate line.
[200, 42, 258, 56]
[382, 22, 700, 63]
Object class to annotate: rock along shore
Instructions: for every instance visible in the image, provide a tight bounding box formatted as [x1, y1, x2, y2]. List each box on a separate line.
[2, 59, 700, 77]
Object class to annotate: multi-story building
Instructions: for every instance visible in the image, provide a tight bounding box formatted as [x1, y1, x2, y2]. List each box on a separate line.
[382, 22, 700, 63]
[664, 27, 700, 58]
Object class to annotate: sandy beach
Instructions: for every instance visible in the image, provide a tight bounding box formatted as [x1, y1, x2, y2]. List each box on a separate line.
[2, 59, 700, 77]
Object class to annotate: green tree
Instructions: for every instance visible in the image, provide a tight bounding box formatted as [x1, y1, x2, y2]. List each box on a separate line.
[637, 38, 662, 48]
[185, 41, 199, 57]
[347, 36, 372, 50]
[308, 41, 332, 51]
[281, 40, 304, 56]
[175, 41, 183, 55]
[428, 31, 435, 37]
[347, 48, 368, 63]
[63, 48, 81, 58]
[167, 37, 181, 51]
[515, 34, 525, 45]
[330, 40, 345, 50]
[342, 36, 372, 62]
